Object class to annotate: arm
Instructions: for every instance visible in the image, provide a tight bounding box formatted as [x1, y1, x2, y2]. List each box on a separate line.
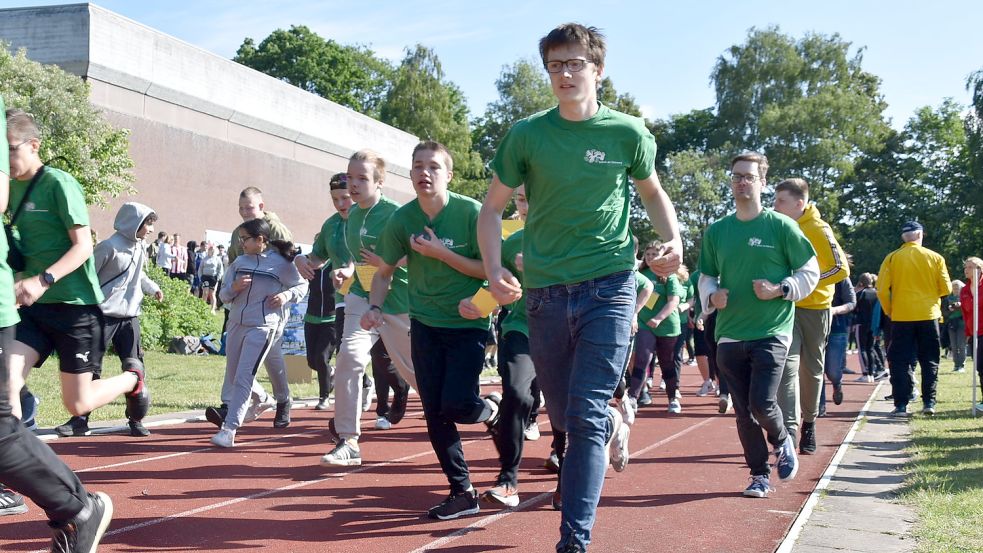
[815, 225, 850, 286]
[635, 173, 683, 277]
[635, 281, 654, 318]
[478, 176, 522, 304]
[362, 262, 397, 329]
[877, 258, 892, 319]
[410, 227, 485, 279]
[830, 280, 857, 316]
[648, 295, 680, 328]
[15, 225, 95, 307]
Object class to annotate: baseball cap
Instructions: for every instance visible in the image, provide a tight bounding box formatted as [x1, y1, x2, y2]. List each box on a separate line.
[901, 221, 923, 233]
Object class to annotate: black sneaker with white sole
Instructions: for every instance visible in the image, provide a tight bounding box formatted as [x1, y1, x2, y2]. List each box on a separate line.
[55, 416, 91, 437]
[427, 488, 479, 520]
[204, 406, 227, 429]
[48, 491, 113, 553]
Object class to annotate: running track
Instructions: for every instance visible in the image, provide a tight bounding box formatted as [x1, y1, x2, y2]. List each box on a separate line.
[2, 358, 874, 552]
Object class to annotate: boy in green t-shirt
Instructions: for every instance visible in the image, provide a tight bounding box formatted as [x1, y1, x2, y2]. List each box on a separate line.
[5, 109, 149, 434]
[697, 151, 819, 499]
[477, 23, 683, 551]
[364, 141, 499, 521]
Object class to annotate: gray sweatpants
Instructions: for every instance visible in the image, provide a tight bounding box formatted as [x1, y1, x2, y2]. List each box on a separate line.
[222, 321, 281, 430]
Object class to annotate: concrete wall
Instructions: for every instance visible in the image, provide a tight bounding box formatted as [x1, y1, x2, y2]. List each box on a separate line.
[0, 2, 419, 245]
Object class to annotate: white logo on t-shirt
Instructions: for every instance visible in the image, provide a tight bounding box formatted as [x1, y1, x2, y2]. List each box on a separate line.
[748, 237, 775, 249]
[585, 149, 606, 163]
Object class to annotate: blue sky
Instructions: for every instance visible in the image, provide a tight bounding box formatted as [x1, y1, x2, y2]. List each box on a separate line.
[3, 0, 981, 128]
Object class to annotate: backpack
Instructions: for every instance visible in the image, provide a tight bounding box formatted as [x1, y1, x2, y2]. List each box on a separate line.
[168, 335, 202, 355]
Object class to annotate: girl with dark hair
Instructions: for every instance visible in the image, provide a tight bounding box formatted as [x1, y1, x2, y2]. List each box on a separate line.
[209, 218, 307, 447]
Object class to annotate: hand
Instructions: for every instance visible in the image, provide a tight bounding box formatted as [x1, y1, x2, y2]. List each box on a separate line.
[487, 266, 522, 305]
[695, 316, 705, 332]
[14, 276, 46, 307]
[514, 253, 524, 273]
[332, 264, 355, 288]
[711, 289, 729, 310]
[360, 308, 384, 330]
[646, 317, 663, 329]
[753, 279, 782, 300]
[154, 290, 164, 302]
[409, 227, 449, 260]
[266, 292, 288, 309]
[232, 275, 252, 293]
[294, 255, 315, 280]
[647, 241, 683, 278]
[360, 248, 383, 268]
[458, 298, 483, 320]
[631, 318, 639, 335]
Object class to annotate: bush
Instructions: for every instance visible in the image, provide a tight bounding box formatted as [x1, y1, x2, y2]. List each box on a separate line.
[140, 264, 220, 351]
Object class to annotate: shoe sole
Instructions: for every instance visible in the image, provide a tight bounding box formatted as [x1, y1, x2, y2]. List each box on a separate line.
[481, 492, 520, 508]
[0, 504, 29, 516]
[204, 408, 226, 428]
[742, 490, 768, 498]
[429, 505, 480, 520]
[319, 457, 362, 467]
[88, 492, 114, 553]
[56, 429, 92, 438]
[210, 439, 234, 448]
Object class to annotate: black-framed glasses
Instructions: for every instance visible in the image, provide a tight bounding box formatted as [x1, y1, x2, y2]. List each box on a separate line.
[730, 173, 759, 183]
[544, 59, 593, 74]
[238, 235, 255, 243]
[8, 140, 29, 153]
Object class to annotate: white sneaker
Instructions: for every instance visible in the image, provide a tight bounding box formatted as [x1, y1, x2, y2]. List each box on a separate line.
[211, 427, 235, 448]
[361, 380, 375, 412]
[523, 422, 541, 441]
[668, 399, 682, 414]
[610, 415, 630, 473]
[659, 379, 667, 391]
[243, 395, 276, 423]
[718, 393, 732, 414]
[855, 375, 874, 383]
[618, 397, 636, 427]
[697, 379, 714, 397]
[674, 389, 682, 399]
[374, 416, 392, 430]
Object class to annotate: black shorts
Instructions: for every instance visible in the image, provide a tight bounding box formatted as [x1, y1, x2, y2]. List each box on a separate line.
[693, 327, 710, 356]
[16, 303, 106, 374]
[200, 275, 218, 289]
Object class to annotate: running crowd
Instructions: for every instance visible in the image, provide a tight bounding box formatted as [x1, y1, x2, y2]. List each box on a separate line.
[1, 22, 982, 553]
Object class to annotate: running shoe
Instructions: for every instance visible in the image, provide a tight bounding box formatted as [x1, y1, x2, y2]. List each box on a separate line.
[775, 433, 799, 480]
[523, 421, 541, 441]
[210, 428, 235, 448]
[243, 395, 276, 423]
[718, 393, 732, 414]
[374, 416, 392, 430]
[610, 415, 631, 472]
[55, 416, 91, 437]
[668, 399, 682, 414]
[122, 358, 150, 421]
[128, 420, 151, 437]
[743, 475, 773, 498]
[205, 406, 227, 428]
[315, 397, 331, 410]
[320, 439, 362, 467]
[922, 402, 936, 416]
[696, 379, 715, 397]
[273, 401, 291, 428]
[48, 492, 113, 553]
[481, 481, 519, 507]
[799, 422, 817, 455]
[890, 406, 909, 417]
[0, 486, 28, 516]
[617, 396, 636, 427]
[428, 488, 479, 520]
[544, 451, 560, 474]
[833, 385, 844, 406]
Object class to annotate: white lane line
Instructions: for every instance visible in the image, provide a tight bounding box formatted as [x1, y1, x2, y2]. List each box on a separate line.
[408, 416, 716, 553]
[774, 381, 885, 553]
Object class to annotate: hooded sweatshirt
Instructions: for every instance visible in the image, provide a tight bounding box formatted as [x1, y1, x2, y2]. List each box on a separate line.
[795, 203, 850, 310]
[94, 202, 161, 318]
[219, 248, 308, 329]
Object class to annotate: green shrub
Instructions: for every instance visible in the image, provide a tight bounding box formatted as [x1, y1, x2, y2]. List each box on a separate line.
[140, 264, 220, 350]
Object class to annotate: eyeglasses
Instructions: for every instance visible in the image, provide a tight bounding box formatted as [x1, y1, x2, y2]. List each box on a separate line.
[544, 59, 594, 74]
[730, 173, 760, 183]
[238, 235, 255, 242]
[8, 140, 29, 153]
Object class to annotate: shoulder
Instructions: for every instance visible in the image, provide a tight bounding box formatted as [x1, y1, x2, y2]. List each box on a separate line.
[449, 192, 481, 213]
[600, 105, 650, 134]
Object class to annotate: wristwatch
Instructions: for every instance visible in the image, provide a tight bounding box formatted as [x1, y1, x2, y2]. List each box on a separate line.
[40, 271, 56, 287]
[780, 281, 791, 300]
[368, 304, 382, 313]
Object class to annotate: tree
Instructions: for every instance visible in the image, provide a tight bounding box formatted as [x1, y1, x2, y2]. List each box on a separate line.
[472, 58, 554, 166]
[0, 45, 133, 207]
[965, 69, 983, 237]
[380, 45, 485, 199]
[649, 108, 723, 171]
[710, 27, 891, 222]
[234, 25, 393, 117]
[598, 77, 644, 120]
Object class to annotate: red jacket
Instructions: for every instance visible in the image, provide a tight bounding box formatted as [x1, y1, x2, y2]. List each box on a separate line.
[962, 280, 983, 336]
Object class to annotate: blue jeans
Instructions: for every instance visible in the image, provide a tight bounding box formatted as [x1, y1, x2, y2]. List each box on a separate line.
[526, 270, 635, 551]
[820, 332, 847, 408]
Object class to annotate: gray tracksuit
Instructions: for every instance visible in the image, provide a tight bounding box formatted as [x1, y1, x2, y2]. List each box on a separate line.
[218, 249, 307, 430]
[94, 202, 160, 318]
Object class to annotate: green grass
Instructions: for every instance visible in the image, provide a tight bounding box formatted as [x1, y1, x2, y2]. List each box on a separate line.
[899, 357, 983, 553]
[25, 350, 324, 428]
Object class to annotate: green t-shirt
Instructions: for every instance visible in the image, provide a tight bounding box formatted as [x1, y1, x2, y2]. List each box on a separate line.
[0, 97, 20, 328]
[698, 209, 816, 342]
[636, 269, 684, 337]
[377, 192, 488, 330]
[634, 268, 652, 296]
[9, 167, 103, 305]
[491, 104, 657, 289]
[311, 212, 352, 309]
[345, 196, 408, 314]
[500, 228, 527, 338]
[689, 270, 703, 320]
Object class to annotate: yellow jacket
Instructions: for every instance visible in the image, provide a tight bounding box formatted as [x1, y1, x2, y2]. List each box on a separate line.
[795, 204, 849, 310]
[877, 242, 951, 322]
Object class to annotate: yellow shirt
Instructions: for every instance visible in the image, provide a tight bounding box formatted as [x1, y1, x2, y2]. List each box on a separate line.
[795, 204, 849, 310]
[877, 242, 951, 322]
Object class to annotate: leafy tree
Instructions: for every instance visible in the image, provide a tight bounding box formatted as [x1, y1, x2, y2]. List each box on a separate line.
[234, 25, 393, 117]
[598, 77, 644, 119]
[710, 27, 891, 222]
[380, 45, 485, 199]
[472, 58, 554, 166]
[0, 44, 133, 207]
[139, 264, 220, 350]
[965, 69, 983, 237]
[649, 108, 724, 171]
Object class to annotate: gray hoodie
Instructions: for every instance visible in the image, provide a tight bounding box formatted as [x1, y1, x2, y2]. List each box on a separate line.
[94, 202, 161, 318]
[220, 248, 308, 329]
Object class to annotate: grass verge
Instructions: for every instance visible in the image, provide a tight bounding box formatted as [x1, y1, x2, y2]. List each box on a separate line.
[900, 357, 983, 553]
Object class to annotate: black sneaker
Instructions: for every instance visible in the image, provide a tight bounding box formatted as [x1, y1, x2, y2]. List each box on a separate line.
[387, 392, 408, 425]
[204, 406, 227, 429]
[122, 358, 151, 421]
[544, 451, 560, 474]
[799, 422, 817, 455]
[833, 385, 844, 406]
[427, 488, 479, 520]
[55, 416, 91, 437]
[557, 542, 586, 553]
[0, 486, 28, 516]
[483, 392, 502, 431]
[128, 419, 151, 437]
[274, 401, 291, 428]
[49, 491, 113, 553]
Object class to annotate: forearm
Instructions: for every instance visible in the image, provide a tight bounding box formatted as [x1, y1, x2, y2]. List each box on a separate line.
[782, 257, 820, 302]
[437, 250, 486, 280]
[638, 174, 682, 249]
[48, 241, 93, 280]
[652, 298, 679, 322]
[699, 274, 720, 314]
[368, 266, 395, 308]
[478, 206, 505, 277]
